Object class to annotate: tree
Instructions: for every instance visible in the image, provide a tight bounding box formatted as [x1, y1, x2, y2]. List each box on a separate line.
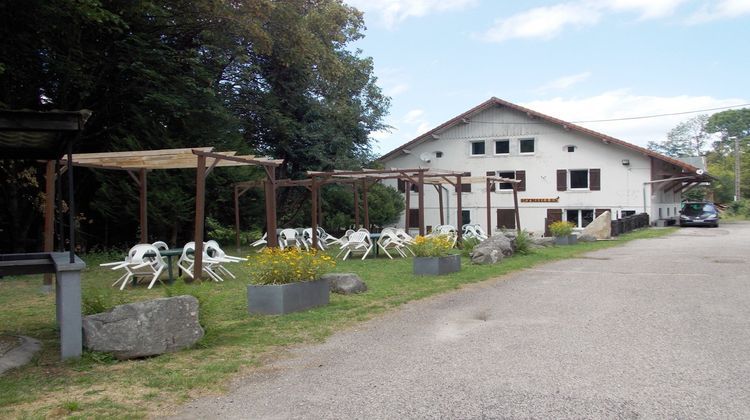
[647, 115, 710, 157]
[705, 108, 750, 200]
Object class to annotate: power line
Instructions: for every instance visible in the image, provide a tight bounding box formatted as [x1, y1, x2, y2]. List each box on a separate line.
[570, 103, 750, 123]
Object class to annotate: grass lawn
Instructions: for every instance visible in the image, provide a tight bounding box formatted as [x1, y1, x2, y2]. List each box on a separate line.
[0, 228, 675, 418]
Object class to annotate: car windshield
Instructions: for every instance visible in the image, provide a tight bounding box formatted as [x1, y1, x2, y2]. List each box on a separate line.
[682, 203, 716, 216]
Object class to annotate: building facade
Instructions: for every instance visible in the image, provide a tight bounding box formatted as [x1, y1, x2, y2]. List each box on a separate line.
[378, 98, 706, 236]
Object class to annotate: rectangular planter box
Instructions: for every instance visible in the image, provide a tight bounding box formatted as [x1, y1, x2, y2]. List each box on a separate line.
[413, 254, 461, 276]
[554, 235, 577, 245]
[247, 278, 329, 315]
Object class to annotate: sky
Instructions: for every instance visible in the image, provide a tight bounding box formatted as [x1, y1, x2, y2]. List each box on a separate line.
[344, 0, 750, 156]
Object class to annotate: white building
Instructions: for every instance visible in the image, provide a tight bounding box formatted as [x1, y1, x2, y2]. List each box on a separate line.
[378, 97, 708, 236]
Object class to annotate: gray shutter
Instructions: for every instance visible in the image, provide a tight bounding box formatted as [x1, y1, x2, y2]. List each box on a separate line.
[516, 170, 526, 191]
[556, 170, 567, 191]
[590, 168, 601, 191]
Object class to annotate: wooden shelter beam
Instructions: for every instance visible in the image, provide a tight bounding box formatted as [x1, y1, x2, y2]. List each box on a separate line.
[418, 170, 425, 236]
[193, 155, 207, 281]
[456, 174, 463, 243]
[139, 168, 148, 243]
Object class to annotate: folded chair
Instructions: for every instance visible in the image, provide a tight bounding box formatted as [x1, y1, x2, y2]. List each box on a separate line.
[178, 242, 223, 282]
[339, 231, 373, 260]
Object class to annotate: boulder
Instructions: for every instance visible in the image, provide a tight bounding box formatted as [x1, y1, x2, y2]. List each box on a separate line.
[322, 273, 367, 295]
[581, 211, 612, 239]
[470, 247, 503, 265]
[577, 233, 597, 242]
[83, 295, 204, 360]
[470, 234, 514, 265]
[530, 237, 555, 248]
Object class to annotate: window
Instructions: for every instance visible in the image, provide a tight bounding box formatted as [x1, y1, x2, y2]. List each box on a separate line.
[460, 172, 471, 192]
[570, 170, 589, 189]
[519, 138, 535, 154]
[493, 170, 527, 192]
[461, 210, 471, 226]
[497, 171, 515, 190]
[435, 151, 443, 158]
[566, 209, 594, 228]
[565, 145, 576, 152]
[621, 210, 636, 218]
[470, 141, 485, 156]
[494, 139, 510, 155]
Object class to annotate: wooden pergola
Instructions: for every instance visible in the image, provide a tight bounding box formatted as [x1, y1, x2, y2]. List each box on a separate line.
[61, 147, 283, 279]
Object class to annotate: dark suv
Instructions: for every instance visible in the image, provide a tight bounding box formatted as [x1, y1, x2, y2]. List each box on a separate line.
[679, 202, 720, 227]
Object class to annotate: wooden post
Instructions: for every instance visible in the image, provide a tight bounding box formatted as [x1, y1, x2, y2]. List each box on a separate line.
[311, 177, 319, 249]
[418, 171, 425, 236]
[55, 160, 64, 252]
[405, 181, 411, 231]
[353, 183, 360, 229]
[43, 160, 56, 286]
[317, 186, 323, 226]
[512, 183, 521, 233]
[193, 155, 207, 281]
[265, 168, 278, 248]
[436, 185, 444, 225]
[66, 142, 75, 263]
[234, 185, 241, 251]
[362, 180, 370, 230]
[139, 168, 148, 243]
[456, 174, 463, 243]
[486, 178, 492, 235]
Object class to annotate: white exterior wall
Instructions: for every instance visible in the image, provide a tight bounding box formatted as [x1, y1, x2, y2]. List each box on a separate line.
[382, 106, 678, 235]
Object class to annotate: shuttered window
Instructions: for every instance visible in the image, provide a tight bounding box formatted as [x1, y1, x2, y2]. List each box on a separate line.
[516, 170, 526, 191]
[556, 170, 567, 191]
[590, 168, 601, 191]
[496, 209, 516, 229]
[498, 171, 514, 190]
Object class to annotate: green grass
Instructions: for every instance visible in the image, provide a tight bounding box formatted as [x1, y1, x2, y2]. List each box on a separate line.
[0, 227, 675, 418]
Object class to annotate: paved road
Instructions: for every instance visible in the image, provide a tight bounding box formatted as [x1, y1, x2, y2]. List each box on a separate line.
[174, 223, 750, 419]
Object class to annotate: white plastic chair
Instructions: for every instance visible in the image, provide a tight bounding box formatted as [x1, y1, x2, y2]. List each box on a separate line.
[99, 244, 151, 289]
[334, 229, 356, 258]
[109, 244, 167, 290]
[177, 242, 223, 282]
[377, 230, 407, 259]
[278, 228, 303, 250]
[251, 233, 267, 251]
[205, 240, 247, 280]
[339, 231, 373, 260]
[152, 241, 169, 252]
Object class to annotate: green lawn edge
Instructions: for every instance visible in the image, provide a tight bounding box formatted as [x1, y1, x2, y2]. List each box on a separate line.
[0, 227, 676, 418]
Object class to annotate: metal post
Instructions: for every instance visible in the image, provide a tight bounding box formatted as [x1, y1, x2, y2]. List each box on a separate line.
[734, 136, 741, 201]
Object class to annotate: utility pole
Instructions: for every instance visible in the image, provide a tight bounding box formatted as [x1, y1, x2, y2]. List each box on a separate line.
[736, 135, 741, 201]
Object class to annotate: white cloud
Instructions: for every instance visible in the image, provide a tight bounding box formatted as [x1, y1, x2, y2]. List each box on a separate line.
[686, 0, 750, 23]
[598, 0, 688, 20]
[478, 3, 601, 42]
[346, 0, 477, 28]
[403, 109, 426, 123]
[523, 90, 747, 147]
[535, 71, 592, 93]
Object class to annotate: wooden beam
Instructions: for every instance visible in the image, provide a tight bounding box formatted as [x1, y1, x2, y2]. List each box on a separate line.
[265, 173, 278, 248]
[353, 183, 360, 229]
[362, 180, 370, 229]
[311, 177, 319, 250]
[43, 160, 55, 286]
[193, 155, 207, 281]
[456, 175, 463, 243]
[486, 178, 492, 235]
[234, 185, 241, 252]
[418, 170, 425, 236]
[512, 183, 521, 233]
[405, 181, 411, 231]
[139, 168, 148, 243]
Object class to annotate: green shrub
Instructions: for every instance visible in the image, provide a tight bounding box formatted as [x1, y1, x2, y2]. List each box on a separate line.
[548, 220, 574, 237]
[205, 217, 261, 247]
[460, 237, 481, 257]
[513, 230, 533, 255]
[82, 287, 127, 315]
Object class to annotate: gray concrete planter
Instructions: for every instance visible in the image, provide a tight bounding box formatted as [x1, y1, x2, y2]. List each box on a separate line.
[413, 254, 461, 276]
[554, 235, 577, 246]
[247, 278, 329, 315]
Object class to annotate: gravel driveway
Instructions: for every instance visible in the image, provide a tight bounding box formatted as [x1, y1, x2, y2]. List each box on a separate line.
[173, 223, 750, 419]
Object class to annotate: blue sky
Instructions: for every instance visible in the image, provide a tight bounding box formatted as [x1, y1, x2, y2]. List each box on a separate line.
[345, 0, 750, 155]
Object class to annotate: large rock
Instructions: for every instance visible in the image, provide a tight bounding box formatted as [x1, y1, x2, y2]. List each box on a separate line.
[530, 237, 555, 248]
[470, 234, 514, 265]
[83, 295, 204, 360]
[322, 273, 367, 295]
[470, 247, 503, 265]
[581, 211, 612, 239]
